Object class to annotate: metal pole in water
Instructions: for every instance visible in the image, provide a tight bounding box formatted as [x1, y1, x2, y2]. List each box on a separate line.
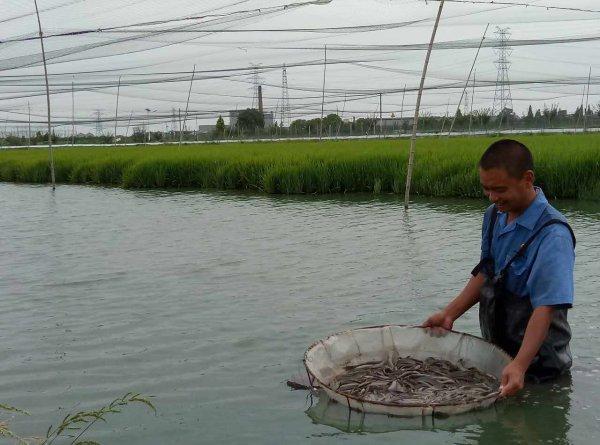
[404, 0, 445, 209]
[114, 75, 121, 145]
[34, 0, 55, 189]
[319, 44, 327, 141]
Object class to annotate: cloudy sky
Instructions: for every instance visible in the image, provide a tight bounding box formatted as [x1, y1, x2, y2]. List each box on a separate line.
[1, 0, 599, 134]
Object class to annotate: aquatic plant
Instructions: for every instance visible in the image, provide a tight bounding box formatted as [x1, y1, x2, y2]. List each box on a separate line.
[1, 393, 155, 445]
[0, 134, 598, 199]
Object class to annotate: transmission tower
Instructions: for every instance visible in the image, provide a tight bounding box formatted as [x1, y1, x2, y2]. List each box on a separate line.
[171, 108, 177, 135]
[280, 64, 291, 127]
[492, 27, 513, 116]
[249, 64, 263, 109]
[94, 110, 103, 135]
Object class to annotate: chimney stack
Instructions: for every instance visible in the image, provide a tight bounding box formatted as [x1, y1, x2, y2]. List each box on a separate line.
[258, 85, 264, 114]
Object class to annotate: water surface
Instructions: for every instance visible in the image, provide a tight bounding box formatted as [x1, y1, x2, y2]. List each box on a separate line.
[1, 184, 598, 444]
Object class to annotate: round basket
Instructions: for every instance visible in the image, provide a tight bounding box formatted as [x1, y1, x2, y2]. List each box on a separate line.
[304, 325, 512, 417]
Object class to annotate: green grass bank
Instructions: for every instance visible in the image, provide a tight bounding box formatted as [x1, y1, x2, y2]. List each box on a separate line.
[1, 134, 599, 199]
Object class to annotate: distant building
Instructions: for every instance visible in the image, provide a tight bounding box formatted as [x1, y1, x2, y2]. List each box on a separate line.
[228, 109, 274, 128]
[376, 117, 411, 132]
[197, 124, 215, 134]
[229, 85, 274, 128]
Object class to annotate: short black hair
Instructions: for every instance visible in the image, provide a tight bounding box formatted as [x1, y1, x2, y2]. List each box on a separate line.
[478, 139, 534, 178]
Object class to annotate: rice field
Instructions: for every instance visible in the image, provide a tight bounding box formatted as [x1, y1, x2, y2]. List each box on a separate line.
[0, 134, 599, 199]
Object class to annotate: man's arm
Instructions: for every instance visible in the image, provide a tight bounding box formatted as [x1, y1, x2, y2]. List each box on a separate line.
[422, 272, 486, 329]
[499, 306, 554, 397]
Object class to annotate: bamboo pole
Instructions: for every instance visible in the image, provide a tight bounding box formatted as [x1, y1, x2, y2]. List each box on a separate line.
[404, 0, 445, 209]
[379, 92, 383, 139]
[178, 108, 182, 145]
[400, 84, 406, 134]
[447, 23, 489, 136]
[469, 70, 475, 134]
[583, 66, 592, 132]
[125, 111, 133, 138]
[27, 102, 31, 147]
[71, 76, 75, 146]
[33, 0, 55, 189]
[180, 64, 196, 148]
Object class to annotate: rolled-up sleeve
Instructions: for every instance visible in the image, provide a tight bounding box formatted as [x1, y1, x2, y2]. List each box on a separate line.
[527, 228, 575, 308]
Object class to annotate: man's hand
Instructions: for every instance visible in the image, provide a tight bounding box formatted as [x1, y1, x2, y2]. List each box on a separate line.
[499, 360, 526, 397]
[421, 273, 485, 334]
[421, 311, 454, 331]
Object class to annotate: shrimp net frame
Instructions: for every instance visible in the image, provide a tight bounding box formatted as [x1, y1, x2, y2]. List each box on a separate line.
[303, 325, 512, 417]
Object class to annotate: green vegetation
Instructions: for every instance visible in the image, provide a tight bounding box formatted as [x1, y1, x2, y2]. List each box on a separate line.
[1, 134, 599, 199]
[1, 393, 155, 444]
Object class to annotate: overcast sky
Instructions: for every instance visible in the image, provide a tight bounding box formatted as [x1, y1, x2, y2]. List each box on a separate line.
[1, 0, 600, 134]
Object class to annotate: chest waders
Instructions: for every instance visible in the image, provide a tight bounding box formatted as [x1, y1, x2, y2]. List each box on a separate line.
[475, 207, 576, 382]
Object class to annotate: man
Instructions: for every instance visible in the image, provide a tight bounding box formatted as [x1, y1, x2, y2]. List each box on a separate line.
[422, 139, 576, 397]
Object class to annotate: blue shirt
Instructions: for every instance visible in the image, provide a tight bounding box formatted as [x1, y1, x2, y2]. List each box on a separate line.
[480, 187, 575, 309]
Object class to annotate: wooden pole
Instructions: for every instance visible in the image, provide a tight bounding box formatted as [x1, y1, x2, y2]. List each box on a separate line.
[404, 0, 445, 209]
[319, 44, 327, 141]
[34, 0, 55, 189]
[448, 23, 489, 136]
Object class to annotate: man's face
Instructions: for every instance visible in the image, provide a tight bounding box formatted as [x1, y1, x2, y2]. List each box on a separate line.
[479, 167, 534, 213]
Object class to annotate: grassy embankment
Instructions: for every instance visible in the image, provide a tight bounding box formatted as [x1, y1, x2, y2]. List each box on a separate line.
[0, 134, 599, 199]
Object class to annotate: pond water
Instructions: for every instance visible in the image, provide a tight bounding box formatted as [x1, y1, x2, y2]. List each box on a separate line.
[1, 184, 599, 444]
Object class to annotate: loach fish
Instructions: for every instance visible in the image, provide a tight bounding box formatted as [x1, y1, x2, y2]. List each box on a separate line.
[331, 356, 499, 406]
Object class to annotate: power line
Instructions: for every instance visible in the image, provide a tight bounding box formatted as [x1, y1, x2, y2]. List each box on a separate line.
[422, 0, 600, 14]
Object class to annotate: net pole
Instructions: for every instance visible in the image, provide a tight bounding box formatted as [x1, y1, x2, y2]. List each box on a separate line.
[126, 111, 133, 138]
[114, 75, 121, 145]
[34, 0, 55, 189]
[400, 85, 406, 135]
[447, 23, 489, 136]
[583, 66, 591, 132]
[469, 70, 475, 135]
[71, 76, 75, 146]
[319, 44, 327, 141]
[27, 102, 31, 147]
[379, 92, 383, 139]
[180, 64, 196, 148]
[404, 0, 445, 209]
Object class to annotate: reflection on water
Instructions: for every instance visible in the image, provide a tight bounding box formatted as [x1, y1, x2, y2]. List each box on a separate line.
[0, 184, 598, 445]
[306, 374, 572, 445]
